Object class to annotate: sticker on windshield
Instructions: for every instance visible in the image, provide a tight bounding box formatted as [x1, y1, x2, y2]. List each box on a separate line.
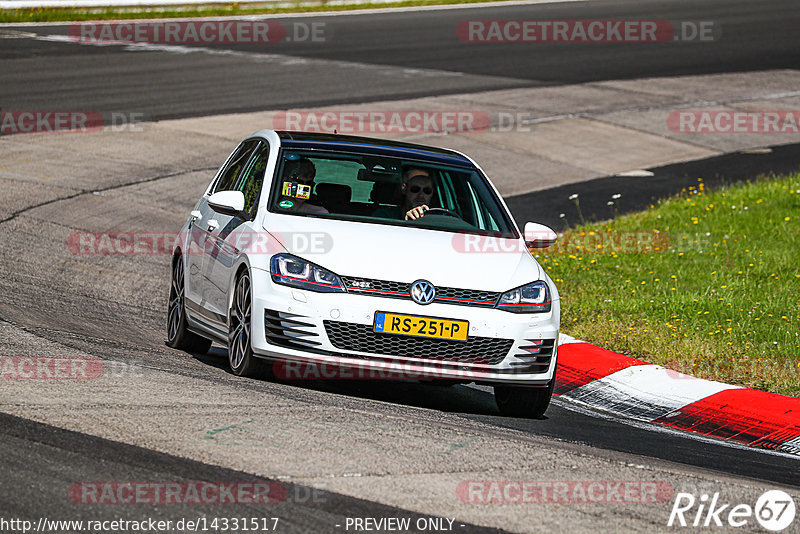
[278, 200, 294, 209]
[281, 181, 312, 200]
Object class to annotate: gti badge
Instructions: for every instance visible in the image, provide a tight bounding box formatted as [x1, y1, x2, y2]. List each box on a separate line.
[410, 280, 436, 305]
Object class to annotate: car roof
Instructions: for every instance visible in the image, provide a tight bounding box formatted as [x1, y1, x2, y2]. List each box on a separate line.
[275, 131, 474, 167]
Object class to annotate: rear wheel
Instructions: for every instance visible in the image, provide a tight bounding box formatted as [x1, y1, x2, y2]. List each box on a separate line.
[228, 270, 266, 378]
[494, 379, 554, 419]
[166, 256, 212, 354]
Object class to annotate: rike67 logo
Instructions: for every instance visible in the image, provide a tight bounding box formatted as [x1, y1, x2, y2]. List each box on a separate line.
[668, 490, 796, 531]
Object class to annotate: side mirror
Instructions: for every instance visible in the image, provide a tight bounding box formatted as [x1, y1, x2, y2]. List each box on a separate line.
[208, 191, 246, 217]
[524, 222, 558, 249]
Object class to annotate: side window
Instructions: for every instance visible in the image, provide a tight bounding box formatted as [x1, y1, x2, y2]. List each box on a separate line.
[237, 142, 270, 215]
[213, 140, 259, 194]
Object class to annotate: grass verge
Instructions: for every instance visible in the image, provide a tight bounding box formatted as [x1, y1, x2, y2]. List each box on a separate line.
[2, 0, 497, 23]
[540, 173, 800, 397]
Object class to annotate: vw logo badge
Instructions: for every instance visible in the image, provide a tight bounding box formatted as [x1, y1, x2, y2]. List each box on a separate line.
[410, 280, 436, 305]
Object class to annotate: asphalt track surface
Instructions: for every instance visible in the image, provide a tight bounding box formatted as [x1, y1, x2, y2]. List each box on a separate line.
[1, 0, 799, 119]
[0, 413, 500, 532]
[2, 0, 800, 531]
[509, 142, 800, 230]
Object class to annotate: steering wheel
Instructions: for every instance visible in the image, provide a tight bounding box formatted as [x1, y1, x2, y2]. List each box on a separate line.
[422, 207, 462, 219]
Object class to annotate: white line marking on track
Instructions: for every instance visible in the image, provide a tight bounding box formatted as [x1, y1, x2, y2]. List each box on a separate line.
[34, 33, 468, 78]
[0, 29, 37, 37]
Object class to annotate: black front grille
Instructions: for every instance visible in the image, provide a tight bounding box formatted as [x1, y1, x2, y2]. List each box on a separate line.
[436, 287, 499, 307]
[323, 320, 513, 365]
[341, 277, 409, 298]
[264, 309, 321, 350]
[340, 276, 500, 308]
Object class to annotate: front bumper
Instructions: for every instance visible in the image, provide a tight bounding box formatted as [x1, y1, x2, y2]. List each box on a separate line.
[249, 268, 560, 385]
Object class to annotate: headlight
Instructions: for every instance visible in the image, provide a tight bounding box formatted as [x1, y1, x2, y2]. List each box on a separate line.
[270, 253, 345, 293]
[496, 281, 551, 313]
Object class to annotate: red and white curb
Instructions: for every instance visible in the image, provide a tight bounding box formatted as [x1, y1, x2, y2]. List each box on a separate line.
[556, 334, 800, 457]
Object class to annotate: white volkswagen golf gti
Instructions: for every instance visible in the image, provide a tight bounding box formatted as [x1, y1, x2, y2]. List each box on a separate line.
[168, 130, 560, 417]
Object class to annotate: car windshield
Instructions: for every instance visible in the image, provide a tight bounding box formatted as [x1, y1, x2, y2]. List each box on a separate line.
[268, 149, 518, 237]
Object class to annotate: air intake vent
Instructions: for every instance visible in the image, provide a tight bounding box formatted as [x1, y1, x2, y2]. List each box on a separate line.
[508, 338, 556, 374]
[264, 309, 321, 350]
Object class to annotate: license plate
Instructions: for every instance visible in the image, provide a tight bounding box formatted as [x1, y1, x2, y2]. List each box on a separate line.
[373, 312, 468, 341]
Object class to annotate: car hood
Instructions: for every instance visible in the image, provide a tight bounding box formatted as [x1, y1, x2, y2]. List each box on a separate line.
[263, 215, 543, 292]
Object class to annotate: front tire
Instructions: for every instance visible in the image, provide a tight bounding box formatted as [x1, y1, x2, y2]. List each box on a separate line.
[494, 380, 554, 419]
[228, 270, 265, 378]
[167, 255, 212, 354]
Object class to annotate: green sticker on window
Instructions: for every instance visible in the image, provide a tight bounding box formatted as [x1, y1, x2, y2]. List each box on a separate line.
[278, 200, 294, 209]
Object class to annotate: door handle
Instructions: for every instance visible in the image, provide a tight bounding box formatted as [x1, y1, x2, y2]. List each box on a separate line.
[207, 219, 219, 231]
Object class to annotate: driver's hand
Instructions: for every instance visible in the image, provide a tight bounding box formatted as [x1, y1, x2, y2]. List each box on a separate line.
[405, 205, 430, 220]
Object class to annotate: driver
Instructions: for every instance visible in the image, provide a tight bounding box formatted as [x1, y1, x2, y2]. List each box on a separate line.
[373, 167, 434, 220]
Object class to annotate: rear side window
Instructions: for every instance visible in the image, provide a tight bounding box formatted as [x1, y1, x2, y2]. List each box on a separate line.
[213, 140, 259, 193]
[313, 158, 373, 202]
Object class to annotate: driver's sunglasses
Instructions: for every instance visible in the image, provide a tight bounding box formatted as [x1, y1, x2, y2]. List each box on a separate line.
[409, 185, 433, 195]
